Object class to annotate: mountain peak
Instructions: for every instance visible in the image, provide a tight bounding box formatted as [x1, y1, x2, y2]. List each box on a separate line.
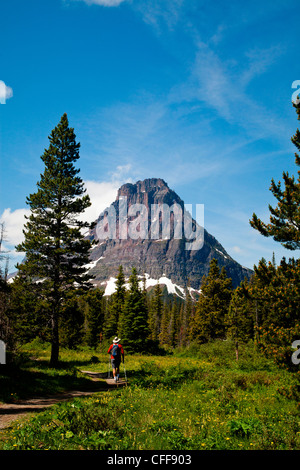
[87, 178, 253, 292]
[116, 178, 181, 209]
[118, 178, 168, 193]
[117, 178, 169, 200]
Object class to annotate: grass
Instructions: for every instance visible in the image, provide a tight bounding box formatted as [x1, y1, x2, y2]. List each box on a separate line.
[0, 342, 105, 403]
[0, 339, 299, 450]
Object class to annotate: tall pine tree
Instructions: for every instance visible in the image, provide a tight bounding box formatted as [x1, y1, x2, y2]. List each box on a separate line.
[148, 282, 163, 342]
[104, 265, 126, 339]
[84, 288, 105, 349]
[16, 113, 93, 365]
[190, 259, 233, 343]
[225, 282, 255, 361]
[121, 267, 150, 353]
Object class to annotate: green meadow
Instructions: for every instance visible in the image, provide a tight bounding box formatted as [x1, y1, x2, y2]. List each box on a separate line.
[0, 339, 299, 450]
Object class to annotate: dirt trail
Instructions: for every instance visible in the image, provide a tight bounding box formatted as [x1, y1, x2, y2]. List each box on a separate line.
[0, 371, 115, 430]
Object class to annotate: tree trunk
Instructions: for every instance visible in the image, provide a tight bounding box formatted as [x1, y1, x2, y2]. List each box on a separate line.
[51, 228, 61, 367]
[50, 305, 59, 367]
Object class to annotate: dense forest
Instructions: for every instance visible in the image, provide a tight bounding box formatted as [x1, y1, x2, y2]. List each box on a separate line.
[1, 103, 300, 372]
[1, 256, 299, 371]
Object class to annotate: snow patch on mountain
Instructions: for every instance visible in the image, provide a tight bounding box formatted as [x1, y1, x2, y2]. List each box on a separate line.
[101, 273, 200, 300]
[83, 256, 105, 270]
[215, 248, 228, 259]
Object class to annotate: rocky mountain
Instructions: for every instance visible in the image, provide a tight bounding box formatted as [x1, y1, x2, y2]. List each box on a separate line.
[86, 178, 252, 296]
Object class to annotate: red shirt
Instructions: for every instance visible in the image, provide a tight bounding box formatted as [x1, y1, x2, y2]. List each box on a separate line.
[108, 343, 124, 359]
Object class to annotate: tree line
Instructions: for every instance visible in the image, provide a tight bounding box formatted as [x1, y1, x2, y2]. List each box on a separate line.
[1, 102, 300, 369]
[1, 254, 299, 370]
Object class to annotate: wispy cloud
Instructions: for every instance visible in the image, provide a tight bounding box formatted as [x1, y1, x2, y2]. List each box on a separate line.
[70, 0, 126, 6]
[0, 80, 13, 104]
[132, 0, 185, 32]
[70, 0, 291, 193]
[240, 45, 284, 88]
[78, 93, 231, 188]
[171, 39, 288, 142]
[0, 208, 29, 247]
[66, 0, 185, 29]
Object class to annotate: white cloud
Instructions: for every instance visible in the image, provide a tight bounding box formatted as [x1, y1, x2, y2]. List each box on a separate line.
[80, 165, 133, 223]
[0, 208, 29, 273]
[73, 0, 126, 6]
[0, 208, 29, 246]
[82, 180, 120, 223]
[0, 80, 13, 104]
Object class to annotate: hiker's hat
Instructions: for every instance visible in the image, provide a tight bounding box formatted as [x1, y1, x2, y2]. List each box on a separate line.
[113, 337, 121, 344]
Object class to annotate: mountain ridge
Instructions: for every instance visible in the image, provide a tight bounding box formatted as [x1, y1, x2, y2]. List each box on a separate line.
[86, 178, 252, 294]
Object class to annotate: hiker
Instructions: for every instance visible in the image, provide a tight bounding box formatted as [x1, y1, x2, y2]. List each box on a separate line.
[107, 337, 124, 382]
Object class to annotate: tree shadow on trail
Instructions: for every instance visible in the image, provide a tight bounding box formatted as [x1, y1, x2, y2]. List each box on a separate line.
[0, 359, 109, 404]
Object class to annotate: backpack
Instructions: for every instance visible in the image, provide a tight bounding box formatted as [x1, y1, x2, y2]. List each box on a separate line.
[111, 344, 121, 359]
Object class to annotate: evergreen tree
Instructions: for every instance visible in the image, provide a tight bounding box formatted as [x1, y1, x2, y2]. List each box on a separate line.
[8, 277, 49, 344]
[104, 265, 126, 339]
[225, 282, 255, 360]
[159, 302, 170, 347]
[191, 259, 233, 343]
[122, 267, 150, 353]
[84, 288, 105, 349]
[169, 302, 178, 348]
[182, 283, 193, 346]
[16, 113, 93, 366]
[158, 298, 177, 349]
[248, 257, 300, 330]
[250, 102, 300, 250]
[60, 295, 84, 349]
[148, 282, 163, 341]
[244, 257, 300, 368]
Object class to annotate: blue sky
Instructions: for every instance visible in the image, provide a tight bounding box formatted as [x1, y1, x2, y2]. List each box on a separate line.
[1, 0, 300, 273]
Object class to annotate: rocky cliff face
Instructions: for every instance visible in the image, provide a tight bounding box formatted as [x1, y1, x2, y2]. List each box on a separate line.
[86, 178, 252, 293]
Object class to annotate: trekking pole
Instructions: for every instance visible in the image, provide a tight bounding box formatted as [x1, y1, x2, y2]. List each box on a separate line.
[123, 362, 127, 382]
[108, 358, 111, 378]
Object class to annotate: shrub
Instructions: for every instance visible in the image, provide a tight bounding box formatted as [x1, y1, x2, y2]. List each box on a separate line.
[228, 418, 262, 437]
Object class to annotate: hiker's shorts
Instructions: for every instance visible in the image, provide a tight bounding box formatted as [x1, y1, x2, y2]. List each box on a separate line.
[111, 358, 121, 369]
